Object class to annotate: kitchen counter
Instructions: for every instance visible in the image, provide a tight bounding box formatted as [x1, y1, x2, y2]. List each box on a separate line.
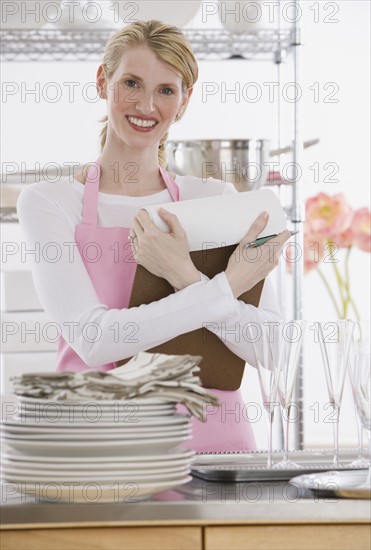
[1, 476, 370, 549]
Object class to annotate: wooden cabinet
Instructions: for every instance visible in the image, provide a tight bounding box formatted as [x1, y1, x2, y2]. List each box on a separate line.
[1, 526, 202, 550]
[2, 523, 370, 550]
[204, 524, 371, 550]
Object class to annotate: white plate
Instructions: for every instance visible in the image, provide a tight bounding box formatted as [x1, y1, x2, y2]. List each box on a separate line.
[13, 396, 174, 407]
[13, 409, 177, 420]
[290, 469, 370, 498]
[11, 406, 177, 420]
[14, 407, 176, 418]
[1, 428, 192, 441]
[1, 466, 192, 479]
[2, 448, 195, 464]
[0, 475, 192, 503]
[14, 396, 173, 405]
[1, 462, 192, 477]
[1, 434, 191, 456]
[1, 423, 190, 436]
[290, 469, 369, 490]
[1, 427, 192, 437]
[1, 458, 194, 474]
[1, 421, 191, 434]
[1, 467, 191, 483]
[2, 414, 190, 430]
[14, 405, 175, 413]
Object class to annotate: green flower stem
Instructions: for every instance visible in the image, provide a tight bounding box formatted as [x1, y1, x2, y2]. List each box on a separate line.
[321, 244, 361, 321]
[333, 263, 348, 318]
[316, 267, 342, 318]
[343, 248, 361, 321]
[344, 247, 352, 292]
[328, 241, 347, 316]
[343, 248, 353, 318]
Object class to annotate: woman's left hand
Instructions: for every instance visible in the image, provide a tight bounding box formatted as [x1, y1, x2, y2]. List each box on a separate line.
[130, 208, 201, 290]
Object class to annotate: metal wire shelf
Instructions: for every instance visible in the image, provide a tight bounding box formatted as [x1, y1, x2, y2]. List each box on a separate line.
[0, 27, 296, 62]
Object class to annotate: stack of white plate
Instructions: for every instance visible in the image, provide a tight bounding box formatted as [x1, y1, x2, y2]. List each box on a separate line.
[1, 396, 194, 502]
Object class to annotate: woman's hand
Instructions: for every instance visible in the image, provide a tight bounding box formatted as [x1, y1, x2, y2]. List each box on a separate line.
[130, 208, 201, 291]
[225, 212, 291, 299]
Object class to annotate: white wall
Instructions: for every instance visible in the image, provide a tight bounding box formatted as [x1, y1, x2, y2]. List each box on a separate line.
[2, 0, 370, 449]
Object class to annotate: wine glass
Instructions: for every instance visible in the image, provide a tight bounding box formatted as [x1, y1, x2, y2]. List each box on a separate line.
[247, 322, 283, 468]
[315, 320, 355, 468]
[273, 320, 307, 469]
[347, 323, 370, 468]
[348, 321, 371, 477]
[348, 413, 370, 468]
[349, 347, 371, 493]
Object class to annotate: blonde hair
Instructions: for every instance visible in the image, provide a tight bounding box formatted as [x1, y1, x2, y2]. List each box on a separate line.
[99, 20, 198, 168]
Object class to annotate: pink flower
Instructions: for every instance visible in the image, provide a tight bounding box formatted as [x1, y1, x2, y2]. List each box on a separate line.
[305, 193, 353, 238]
[336, 226, 354, 249]
[301, 194, 369, 320]
[303, 232, 325, 274]
[352, 208, 371, 252]
[286, 231, 325, 274]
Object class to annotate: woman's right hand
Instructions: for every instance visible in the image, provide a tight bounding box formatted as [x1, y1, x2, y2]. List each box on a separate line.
[224, 212, 291, 299]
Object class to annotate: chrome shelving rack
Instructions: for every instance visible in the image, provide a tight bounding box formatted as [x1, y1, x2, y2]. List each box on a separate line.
[1, 27, 293, 62]
[1, 14, 304, 448]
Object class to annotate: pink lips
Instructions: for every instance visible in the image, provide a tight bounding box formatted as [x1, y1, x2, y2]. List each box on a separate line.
[126, 115, 159, 132]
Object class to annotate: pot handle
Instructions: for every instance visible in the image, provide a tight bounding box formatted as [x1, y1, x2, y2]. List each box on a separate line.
[200, 143, 208, 159]
[269, 138, 319, 157]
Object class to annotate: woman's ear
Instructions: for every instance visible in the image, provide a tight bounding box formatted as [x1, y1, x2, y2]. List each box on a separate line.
[177, 87, 193, 119]
[96, 64, 107, 99]
[182, 86, 193, 109]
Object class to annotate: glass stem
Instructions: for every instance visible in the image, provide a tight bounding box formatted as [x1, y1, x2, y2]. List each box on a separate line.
[283, 404, 291, 463]
[364, 427, 370, 464]
[332, 405, 340, 467]
[267, 409, 274, 469]
[355, 406, 364, 460]
[367, 431, 371, 487]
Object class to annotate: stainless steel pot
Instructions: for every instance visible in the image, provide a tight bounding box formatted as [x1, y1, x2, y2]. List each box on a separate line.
[165, 139, 319, 192]
[166, 139, 270, 192]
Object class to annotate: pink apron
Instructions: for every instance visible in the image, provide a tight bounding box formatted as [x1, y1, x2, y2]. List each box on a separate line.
[56, 158, 256, 452]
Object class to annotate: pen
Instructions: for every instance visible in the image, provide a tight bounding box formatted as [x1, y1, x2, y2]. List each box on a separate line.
[244, 230, 299, 249]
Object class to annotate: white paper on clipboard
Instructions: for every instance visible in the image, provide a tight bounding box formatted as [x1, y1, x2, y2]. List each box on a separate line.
[141, 188, 287, 252]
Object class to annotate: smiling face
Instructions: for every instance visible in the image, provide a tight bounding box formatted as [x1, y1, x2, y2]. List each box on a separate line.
[97, 45, 192, 151]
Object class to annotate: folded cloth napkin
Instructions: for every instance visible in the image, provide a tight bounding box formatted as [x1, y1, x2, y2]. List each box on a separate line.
[10, 352, 220, 422]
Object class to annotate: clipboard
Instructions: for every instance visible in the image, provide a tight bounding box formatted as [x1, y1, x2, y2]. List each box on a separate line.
[119, 247, 264, 391]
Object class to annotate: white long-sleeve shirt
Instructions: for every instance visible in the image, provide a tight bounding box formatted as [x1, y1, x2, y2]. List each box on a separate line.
[16, 173, 282, 369]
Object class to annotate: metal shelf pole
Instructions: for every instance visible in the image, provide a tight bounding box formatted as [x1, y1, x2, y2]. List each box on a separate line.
[272, 3, 285, 452]
[291, 1, 305, 450]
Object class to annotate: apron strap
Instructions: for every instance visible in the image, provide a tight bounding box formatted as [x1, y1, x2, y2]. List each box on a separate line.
[81, 159, 180, 226]
[81, 159, 101, 226]
[159, 166, 180, 202]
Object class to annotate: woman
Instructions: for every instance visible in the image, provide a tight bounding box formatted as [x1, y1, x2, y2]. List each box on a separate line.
[17, 20, 290, 452]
